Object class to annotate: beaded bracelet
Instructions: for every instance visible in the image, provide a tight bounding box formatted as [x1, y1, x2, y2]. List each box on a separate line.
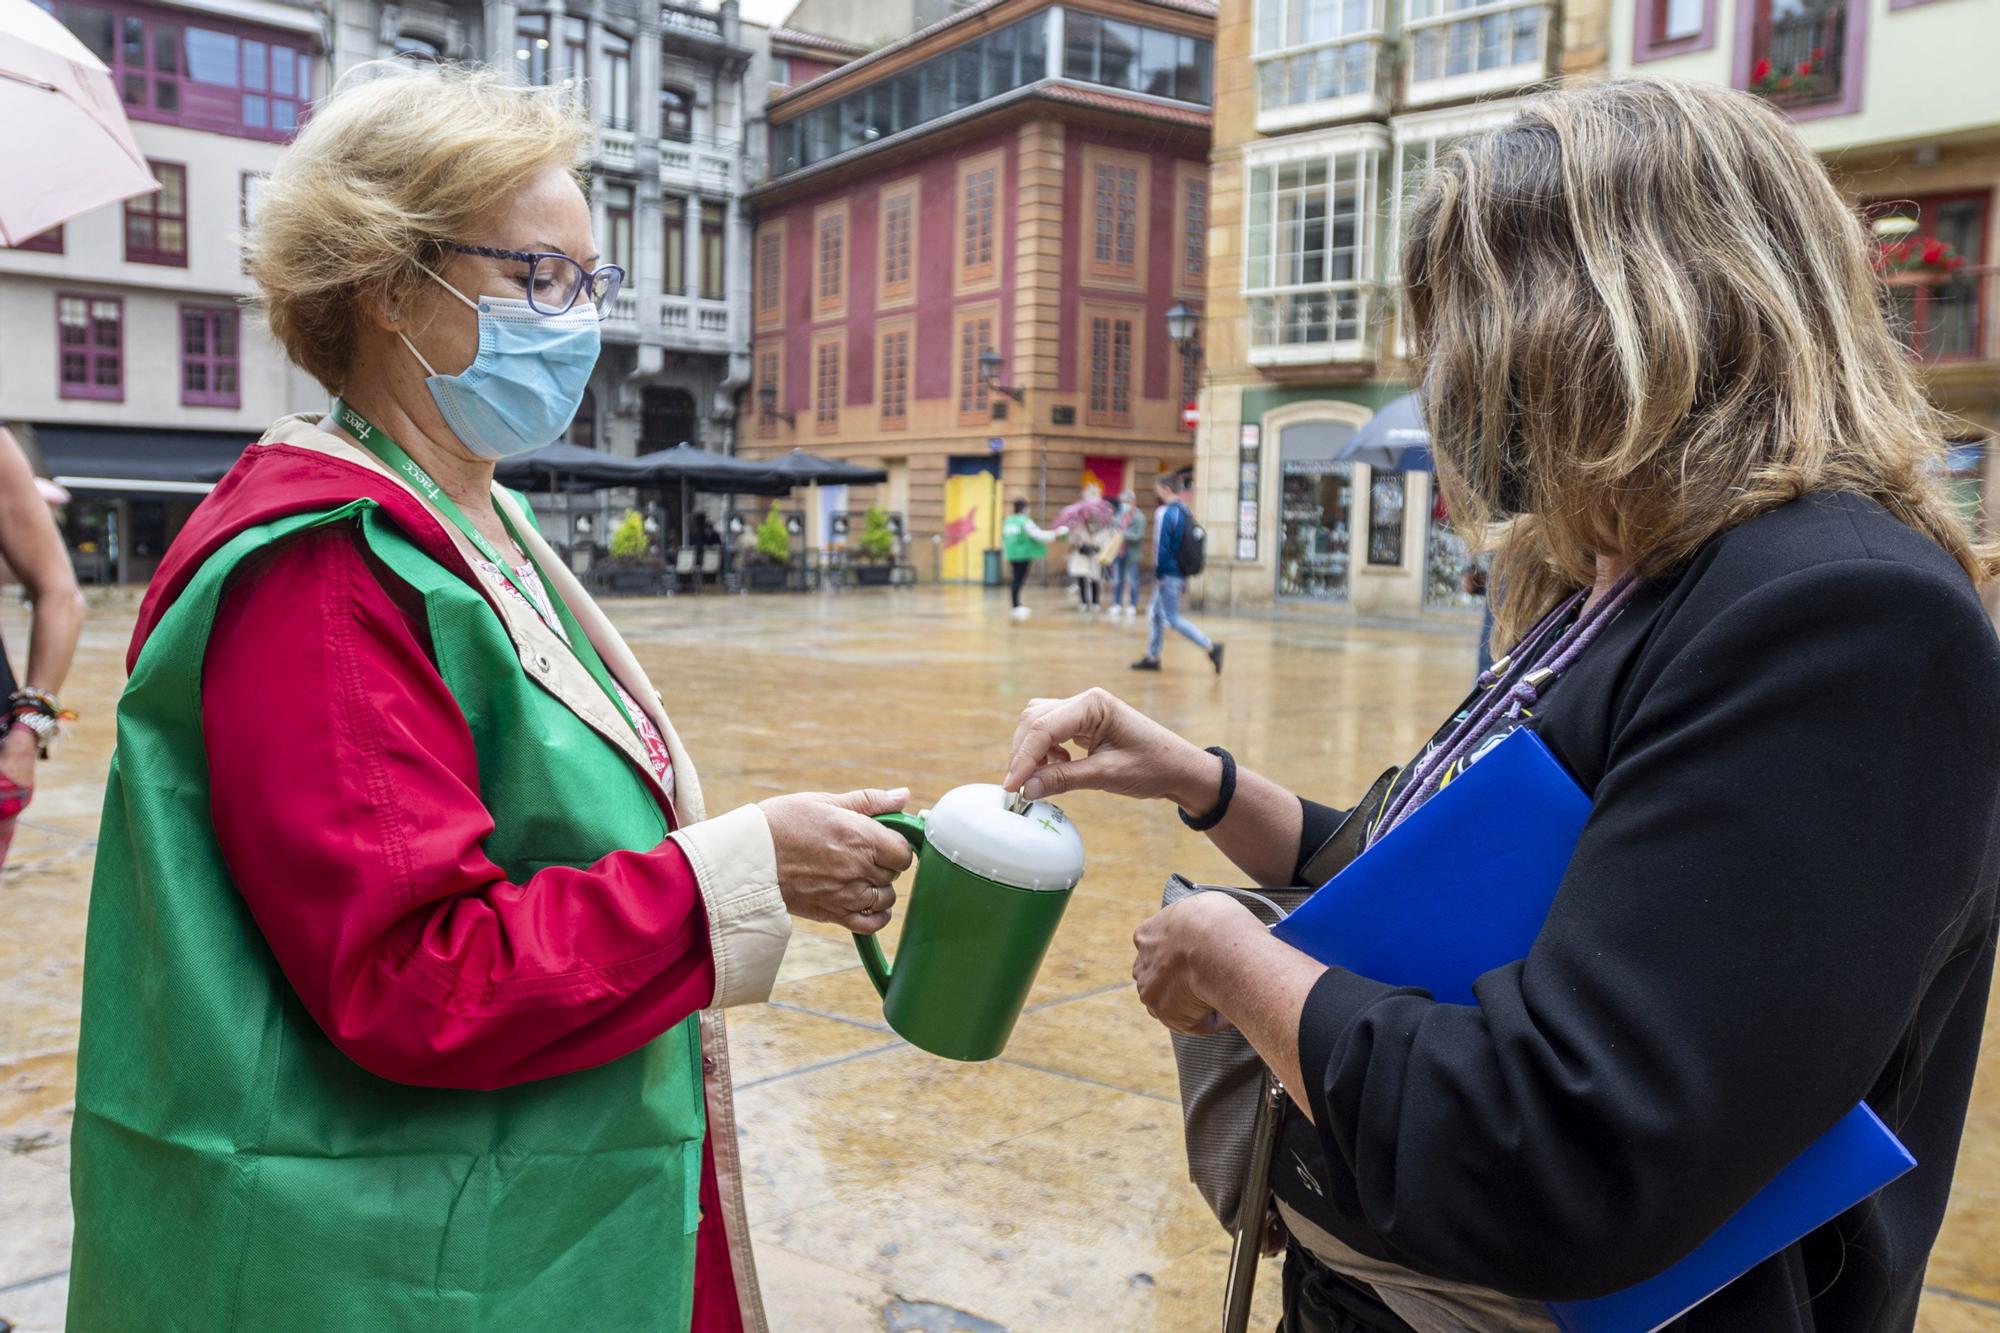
[8, 689, 75, 760]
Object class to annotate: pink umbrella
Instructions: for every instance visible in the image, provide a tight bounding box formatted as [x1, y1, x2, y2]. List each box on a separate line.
[1054, 496, 1115, 530]
[0, 0, 159, 245]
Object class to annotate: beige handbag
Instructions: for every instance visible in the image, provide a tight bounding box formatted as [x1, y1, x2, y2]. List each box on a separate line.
[1163, 766, 1396, 1233]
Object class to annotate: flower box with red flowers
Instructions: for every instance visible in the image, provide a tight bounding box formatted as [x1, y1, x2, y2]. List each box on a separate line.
[1874, 233, 1971, 283]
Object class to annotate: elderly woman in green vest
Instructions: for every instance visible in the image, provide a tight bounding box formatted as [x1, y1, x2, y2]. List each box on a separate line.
[67, 65, 914, 1331]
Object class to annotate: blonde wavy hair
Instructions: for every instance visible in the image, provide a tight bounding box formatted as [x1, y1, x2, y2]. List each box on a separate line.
[1402, 77, 1996, 646]
[247, 63, 591, 391]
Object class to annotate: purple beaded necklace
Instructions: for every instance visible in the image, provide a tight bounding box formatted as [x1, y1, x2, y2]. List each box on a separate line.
[1367, 571, 1641, 847]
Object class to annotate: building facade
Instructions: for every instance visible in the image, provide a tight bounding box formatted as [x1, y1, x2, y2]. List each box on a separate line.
[746, 0, 1215, 577]
[1606, 0, 2000, 577]
[1191, 0, 1609, 620]
[0, 0, 328, 585]
[776, 0, 962, 52]
[768, 23, 865, 96]
[329, 0, 771, 475]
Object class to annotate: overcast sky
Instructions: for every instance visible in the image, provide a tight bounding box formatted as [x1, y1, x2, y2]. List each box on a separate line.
[737, 0, 796, 29]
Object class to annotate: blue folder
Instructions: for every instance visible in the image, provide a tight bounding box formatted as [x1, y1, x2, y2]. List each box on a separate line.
[1271, 728, 1916, 1333]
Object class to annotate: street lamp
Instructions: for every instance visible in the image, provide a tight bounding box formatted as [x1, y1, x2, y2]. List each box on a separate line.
[1164, 300, 1201, 349]
[756, 380, 795, 427]
[977, 347, 1026, 403]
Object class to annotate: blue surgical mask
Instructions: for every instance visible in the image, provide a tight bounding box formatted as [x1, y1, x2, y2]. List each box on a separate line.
[399, 266, 601, 460]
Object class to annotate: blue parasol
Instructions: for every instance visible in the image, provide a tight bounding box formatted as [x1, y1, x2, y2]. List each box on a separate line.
[1337, 393, 1433, 473]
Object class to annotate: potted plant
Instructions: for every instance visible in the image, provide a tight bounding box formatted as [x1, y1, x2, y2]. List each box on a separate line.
[851, 505, 897, 586]
[1874, 233, 1970, 287]
[1748, 52, 1828, 105]
[600, 508, 670, 595]
[746, 503, 792, 591]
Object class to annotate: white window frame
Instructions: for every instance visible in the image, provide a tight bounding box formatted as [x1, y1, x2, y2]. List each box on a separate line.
[1402, 0, 1550, 108]
[1242, 125, 1389, 366]
[1252, 0, 1390, 132]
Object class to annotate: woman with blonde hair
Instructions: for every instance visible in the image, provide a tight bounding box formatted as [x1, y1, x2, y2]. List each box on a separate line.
[66, 65, 915, 1330]
[1005, 78, 2000, 1330]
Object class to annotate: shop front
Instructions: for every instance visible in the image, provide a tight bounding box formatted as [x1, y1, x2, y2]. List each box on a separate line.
[1275, 419, 1357, 602]
[29, 424, 248, 585]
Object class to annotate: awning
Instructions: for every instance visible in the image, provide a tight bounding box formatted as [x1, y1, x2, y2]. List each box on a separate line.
[631, 443, 792, 495]
[760, 449, 890, 486]
[32, 423, 251, 497]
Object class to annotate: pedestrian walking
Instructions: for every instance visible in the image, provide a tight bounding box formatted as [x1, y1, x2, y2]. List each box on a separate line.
[1108, 490, 1146, 617]
[1132, 472, 1222, 674]
[1066, 502, 1111, 613]
[1002, 498, 1062, 618]
[0, 425, 83, 869]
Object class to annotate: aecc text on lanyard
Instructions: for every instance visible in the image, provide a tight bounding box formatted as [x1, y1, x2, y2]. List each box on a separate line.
[330, 397, 548, 614]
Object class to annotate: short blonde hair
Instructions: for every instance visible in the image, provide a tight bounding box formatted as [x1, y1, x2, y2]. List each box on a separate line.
[1402, 78, 1996, 646]
[248, 63, 591, 391]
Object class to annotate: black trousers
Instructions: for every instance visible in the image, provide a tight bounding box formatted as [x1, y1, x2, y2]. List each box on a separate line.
[1075, 575, 1098, 607]
[1279, 1241, 1419, 1333]
[1009, 559, 1032, 607]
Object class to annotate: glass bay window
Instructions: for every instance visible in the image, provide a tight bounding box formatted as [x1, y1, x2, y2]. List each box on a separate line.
[1244, 131, 1386, 362]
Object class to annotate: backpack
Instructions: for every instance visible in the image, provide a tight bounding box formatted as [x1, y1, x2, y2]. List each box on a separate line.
[1176, 505, 1207, 577]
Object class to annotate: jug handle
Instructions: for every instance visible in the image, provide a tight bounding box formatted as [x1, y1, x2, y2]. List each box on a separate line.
[854, 812, 926, 998]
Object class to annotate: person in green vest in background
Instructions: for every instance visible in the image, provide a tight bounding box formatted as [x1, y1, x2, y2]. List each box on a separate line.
[66, 64, 915, 1333]
[1003, 498, 1065, 619]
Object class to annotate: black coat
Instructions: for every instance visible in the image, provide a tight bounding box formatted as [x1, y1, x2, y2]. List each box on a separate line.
[1287, 491, 2000, 1331]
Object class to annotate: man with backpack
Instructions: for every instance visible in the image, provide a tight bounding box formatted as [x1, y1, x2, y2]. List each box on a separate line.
[1132, 472, 1223, 674]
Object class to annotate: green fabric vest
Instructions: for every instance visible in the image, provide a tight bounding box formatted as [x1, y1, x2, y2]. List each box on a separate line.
[68, 502, 706, 1332]
[1002, 513, 1047, 562]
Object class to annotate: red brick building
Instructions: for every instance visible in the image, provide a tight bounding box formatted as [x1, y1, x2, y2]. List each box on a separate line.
[745, 0, 1215, 577]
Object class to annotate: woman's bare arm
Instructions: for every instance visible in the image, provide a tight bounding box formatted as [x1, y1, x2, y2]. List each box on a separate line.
[0, 429, 84, 695]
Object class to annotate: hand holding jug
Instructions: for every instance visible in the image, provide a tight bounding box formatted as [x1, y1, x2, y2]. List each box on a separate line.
[855, 783, 1085, 1062]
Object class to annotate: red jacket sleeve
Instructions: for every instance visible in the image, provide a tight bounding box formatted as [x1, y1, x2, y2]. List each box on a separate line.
[201, 525, 717, 1090]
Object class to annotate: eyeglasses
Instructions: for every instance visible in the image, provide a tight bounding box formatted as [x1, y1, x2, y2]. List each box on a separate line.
[441, 242, 626, 320]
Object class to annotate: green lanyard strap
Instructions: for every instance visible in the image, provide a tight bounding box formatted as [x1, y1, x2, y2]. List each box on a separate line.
[330, 398, 643, 742]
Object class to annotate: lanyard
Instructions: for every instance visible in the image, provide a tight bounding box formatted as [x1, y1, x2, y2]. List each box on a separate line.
[330, 398, 643, 741]
[330, 398, 551, 615]
[1366, 572, 1641, 848]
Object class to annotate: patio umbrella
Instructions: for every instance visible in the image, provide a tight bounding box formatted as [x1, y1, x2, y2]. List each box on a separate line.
[759, 449, 889, 487]
[494, 443, 658, 492]
[1053, 496, 1115, 529]
[0, 0, 159, 245]
[630, 443, 789, 494]
[1337, 393, 1434, 473]
[627, 443, 791, 559]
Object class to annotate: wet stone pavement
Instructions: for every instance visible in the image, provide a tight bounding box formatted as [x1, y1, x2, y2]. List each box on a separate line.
[1, 584, 1997, 1331]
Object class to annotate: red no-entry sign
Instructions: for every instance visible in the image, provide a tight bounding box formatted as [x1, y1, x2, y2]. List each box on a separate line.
[1181, 402, 1199, 431]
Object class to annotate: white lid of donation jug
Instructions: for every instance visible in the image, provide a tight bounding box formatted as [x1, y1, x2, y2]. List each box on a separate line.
[921, 783, 1085, 892]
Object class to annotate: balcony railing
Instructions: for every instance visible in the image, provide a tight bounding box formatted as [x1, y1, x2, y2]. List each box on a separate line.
[661, 4, 723, 38]
[1403, 0, 1549, 106]
[1247, 285, 1384, 365]
[658, 298, 732, 338]
[1747, 0, 1848, 111]
[1884, 266, 1995, 365]
[597, 128, 637, 171]
[1255, 37, 1391, 129]
[609, 289, 640, 324]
